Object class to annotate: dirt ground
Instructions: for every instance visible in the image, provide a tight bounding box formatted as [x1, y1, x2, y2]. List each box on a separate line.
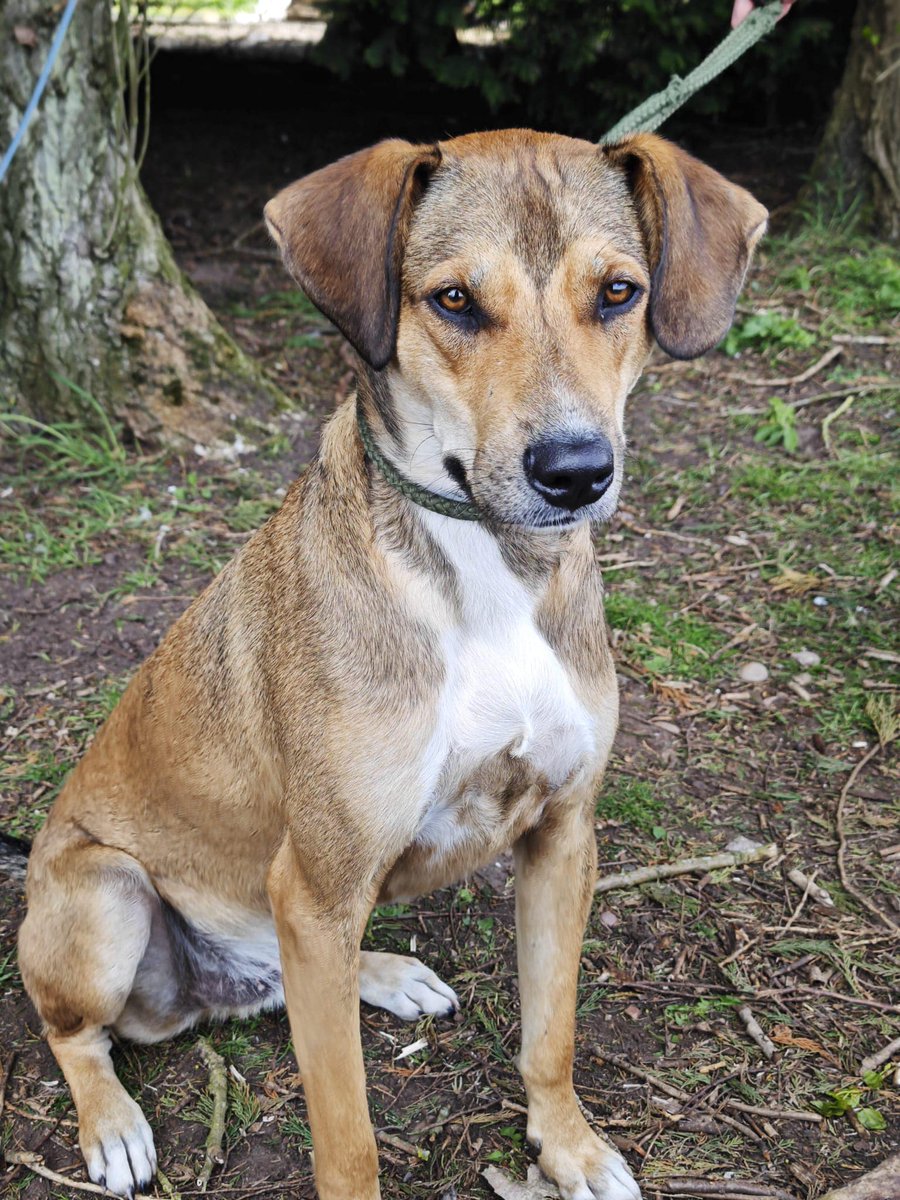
[1, 53, 898, 1200]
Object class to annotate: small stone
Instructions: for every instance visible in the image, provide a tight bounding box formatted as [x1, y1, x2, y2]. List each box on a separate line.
[738, 661, 769, 684]
[599, 910, 619, 929]
[624, 1005, 641, 1020]
[792, 649, 821, 668]
[813, 595, 829, 607]
[794, 672, 812, 686]
[726, 836, 763, 854]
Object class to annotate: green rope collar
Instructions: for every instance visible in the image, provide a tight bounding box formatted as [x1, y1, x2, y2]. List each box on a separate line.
[357, 404, 482, 522]
[601, 2, 782, 142]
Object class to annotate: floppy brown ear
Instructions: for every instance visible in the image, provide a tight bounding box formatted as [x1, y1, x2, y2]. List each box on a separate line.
[605, 134, 768, 359]
[264, 139, 441, 369]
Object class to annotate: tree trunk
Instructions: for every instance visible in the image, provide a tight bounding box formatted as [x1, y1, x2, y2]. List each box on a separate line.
[806, 0, 900, 242]
[0, 0, 284, 448]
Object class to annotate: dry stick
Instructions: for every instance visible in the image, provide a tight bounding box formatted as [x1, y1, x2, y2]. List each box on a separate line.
[786, 867, 834, 909]
[737, 1006, 776, 1060]
[592, 1048, 821, 1126]
[790, 383, 893, 412]
[3, 1150, 153, 1198]
[196, 1037, 228, 1192]
[0, 1052, 15, 1122]
[860, 1034, 900, 1075]
[835, 744, 899, 933]
[737, 344, 843, 387]
[819, 1151, 900, 1200]
[821, 393, 855, 453]
[594, 843, 777, 894]
[658, 1181, 797, 1200]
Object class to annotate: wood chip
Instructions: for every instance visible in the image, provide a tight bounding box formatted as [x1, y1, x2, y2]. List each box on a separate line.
[737, 1005, 776, 1059]
[786, 867, 834, 908]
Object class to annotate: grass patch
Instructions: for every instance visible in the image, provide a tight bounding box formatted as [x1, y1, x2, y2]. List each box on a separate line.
[597, 776, 664, 833]
[604, 590, 723, 682]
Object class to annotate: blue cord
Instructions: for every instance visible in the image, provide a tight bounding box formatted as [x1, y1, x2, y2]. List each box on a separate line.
[0, 0, 81, 185]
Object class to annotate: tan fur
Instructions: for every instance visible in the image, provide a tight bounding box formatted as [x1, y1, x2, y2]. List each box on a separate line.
[19, 129, 765, 1200]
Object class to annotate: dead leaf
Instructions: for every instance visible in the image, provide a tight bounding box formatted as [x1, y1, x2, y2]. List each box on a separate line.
[483, 1164, 560, 1199]
[770, 567, 823, 596]
[771, 1024, 840, 1065]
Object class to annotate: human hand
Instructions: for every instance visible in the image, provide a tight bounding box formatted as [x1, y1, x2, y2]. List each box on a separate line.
[731, 0, 795, 28]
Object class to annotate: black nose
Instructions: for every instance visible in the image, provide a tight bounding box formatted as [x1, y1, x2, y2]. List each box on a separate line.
[524, 436, 615, 511]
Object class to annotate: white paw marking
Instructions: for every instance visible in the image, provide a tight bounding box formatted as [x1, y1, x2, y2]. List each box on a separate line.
[359, 953, 459, 1021]
[84, 1102, 157, 1198]
[584, 1153, 641, 1200]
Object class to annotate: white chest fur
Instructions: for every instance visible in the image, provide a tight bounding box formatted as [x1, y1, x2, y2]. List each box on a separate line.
[416, 516, 596, 849]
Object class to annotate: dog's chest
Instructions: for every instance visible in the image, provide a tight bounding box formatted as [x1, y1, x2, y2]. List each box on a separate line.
[415, 521, 596, 854]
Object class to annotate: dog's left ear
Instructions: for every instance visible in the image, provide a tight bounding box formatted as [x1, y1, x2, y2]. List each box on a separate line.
[264, 139, 441, 369]
[605, 134, 768, 359]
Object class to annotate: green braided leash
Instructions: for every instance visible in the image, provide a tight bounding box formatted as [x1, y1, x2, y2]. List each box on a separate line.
[357, 404, 483, 521]
[601, 2, 782, 142]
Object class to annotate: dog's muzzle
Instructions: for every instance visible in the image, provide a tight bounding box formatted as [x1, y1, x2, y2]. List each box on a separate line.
[524, 435, 615, 511]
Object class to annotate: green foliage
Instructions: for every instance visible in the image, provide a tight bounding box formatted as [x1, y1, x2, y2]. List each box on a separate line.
[813, 1084, 886, 1131]
[664, 995, 743, 1026]
[721, 311, 816, 357]
[316, 0, 850, 129]
[754, 396, 799, 454]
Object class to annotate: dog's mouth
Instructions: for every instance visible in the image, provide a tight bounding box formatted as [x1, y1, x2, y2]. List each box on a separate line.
[439, 451, 620, 531]
[442, 455, 475, 501]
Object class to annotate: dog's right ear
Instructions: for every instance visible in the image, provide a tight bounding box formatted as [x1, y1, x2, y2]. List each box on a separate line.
[264, 140, 441, 370]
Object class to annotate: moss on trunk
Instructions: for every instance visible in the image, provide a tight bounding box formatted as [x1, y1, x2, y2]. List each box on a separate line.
[805, 0, 900, 243]
[0, 0, 286, 448]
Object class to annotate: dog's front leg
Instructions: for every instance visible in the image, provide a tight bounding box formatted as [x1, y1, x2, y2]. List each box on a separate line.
[269, 836, 380, 1200]
[514, 799, 641, 1200]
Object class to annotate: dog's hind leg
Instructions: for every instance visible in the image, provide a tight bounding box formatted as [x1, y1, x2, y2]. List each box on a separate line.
[19, 838, 159, 1198]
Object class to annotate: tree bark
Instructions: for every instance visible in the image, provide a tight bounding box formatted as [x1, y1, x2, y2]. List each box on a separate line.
[806, 0, 900, 243]
[0, 0, 284, 448]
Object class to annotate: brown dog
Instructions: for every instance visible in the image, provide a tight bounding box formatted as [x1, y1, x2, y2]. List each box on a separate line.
[18, 129, 765, 1200]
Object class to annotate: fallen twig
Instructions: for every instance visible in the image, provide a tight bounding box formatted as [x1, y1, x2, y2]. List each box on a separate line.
[3, 1150, 152, 1197]
[789, 383, 893, 411]
[821, 393, 855, 453]
[657, 1180, 797, 1200]
[786, 867, 834, 908]
[737, 1005, 776, 1059]
[376, 1130, 428, 1159]
[0, 1052, 14, 1123]
[831, 333, 898, 345]
[735, 345, 842, 388]
[819, 1151, 900, 1200]
[156, 1166, 182, 1199]
[835, 744, 899, 932]
[594, 843, 777, 894]
[860, 1034, 900, 1075]
[592, 1048, 821, 1126]
[197, 1037, 228, 1192]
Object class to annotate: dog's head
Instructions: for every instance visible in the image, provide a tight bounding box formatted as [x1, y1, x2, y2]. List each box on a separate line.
[265, 130, 766, 528]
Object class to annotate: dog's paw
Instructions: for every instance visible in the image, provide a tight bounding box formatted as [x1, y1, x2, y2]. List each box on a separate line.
[80, 1095, 157, 1199]
[359, 951, 459, 1021]
[529, 1107, 640, 1200]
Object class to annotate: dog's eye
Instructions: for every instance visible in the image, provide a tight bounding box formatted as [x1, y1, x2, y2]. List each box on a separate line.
[435, 287, 472, 315]
[600, 280, 638, 310]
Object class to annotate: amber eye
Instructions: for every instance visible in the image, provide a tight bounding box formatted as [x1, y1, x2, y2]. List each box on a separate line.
[602, 280, 637, 307]
[435, 286, 471, 314]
